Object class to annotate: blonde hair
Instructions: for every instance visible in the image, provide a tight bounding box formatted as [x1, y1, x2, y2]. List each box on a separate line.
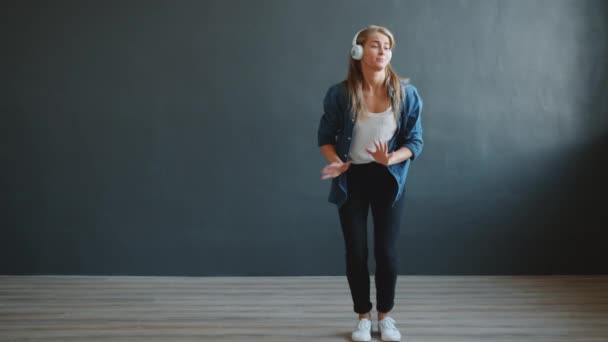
[346, 25, 408, 121]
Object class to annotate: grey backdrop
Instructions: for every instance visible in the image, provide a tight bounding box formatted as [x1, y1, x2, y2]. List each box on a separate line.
[2, 0, 607, 276]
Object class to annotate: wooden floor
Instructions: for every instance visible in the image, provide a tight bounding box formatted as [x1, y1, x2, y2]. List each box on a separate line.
[1, 275, 607, 341]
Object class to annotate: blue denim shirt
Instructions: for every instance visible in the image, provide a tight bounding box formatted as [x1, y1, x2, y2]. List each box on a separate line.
[317, 80, 423, 207]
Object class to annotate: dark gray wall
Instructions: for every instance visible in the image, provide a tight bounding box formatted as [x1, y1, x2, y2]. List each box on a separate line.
[2, 0, 607, 276]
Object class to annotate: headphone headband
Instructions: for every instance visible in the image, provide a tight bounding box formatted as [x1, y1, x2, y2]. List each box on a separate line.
[352, 28, 365, 46]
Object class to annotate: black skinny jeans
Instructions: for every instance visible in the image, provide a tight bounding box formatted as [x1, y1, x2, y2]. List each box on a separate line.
[338, 162, 404, 314]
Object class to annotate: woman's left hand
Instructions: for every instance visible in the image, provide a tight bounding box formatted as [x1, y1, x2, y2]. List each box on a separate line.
[366, 140, 392, 166]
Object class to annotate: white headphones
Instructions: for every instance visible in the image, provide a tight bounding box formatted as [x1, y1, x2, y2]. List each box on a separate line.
[350, 28, 365, 60]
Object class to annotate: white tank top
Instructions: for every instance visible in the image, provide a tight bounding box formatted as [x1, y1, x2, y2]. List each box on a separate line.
[348, 106, 397, 164]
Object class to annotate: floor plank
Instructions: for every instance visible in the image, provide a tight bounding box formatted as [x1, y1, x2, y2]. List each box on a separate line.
[0, 275, 607, 341]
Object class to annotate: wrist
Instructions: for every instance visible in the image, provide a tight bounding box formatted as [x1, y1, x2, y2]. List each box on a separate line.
[386, 153, 394, 166]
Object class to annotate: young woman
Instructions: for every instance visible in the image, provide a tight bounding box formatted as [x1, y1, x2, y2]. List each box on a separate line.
[317, 25, 423, 342]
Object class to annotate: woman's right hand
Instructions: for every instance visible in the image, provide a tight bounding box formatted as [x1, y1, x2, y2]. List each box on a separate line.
[320, 162, 351, 180]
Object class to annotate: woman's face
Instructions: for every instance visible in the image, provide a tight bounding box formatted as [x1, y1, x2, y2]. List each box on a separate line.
[361, 32, 392, 71]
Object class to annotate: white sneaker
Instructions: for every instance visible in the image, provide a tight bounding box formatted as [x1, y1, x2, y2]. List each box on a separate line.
[378, 317, 402, 341]
[351, 318, 372, 342]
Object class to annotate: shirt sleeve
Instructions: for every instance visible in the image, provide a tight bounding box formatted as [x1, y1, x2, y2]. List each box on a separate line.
[401, 85, 424, 160]
[317, 85, 341, 147]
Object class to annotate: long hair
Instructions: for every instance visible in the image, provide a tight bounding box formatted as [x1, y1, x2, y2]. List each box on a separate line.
[346, 25, 408, 122]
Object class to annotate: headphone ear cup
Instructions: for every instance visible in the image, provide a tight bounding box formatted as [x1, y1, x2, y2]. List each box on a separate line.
[350, 44, 364, 60]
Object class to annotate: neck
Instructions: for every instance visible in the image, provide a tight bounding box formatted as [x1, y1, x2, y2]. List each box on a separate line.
[361, 68, 386, 94]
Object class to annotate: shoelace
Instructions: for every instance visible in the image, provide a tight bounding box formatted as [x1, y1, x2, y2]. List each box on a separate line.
[357, 319, 371, 330]
[379, 317, 398, 331]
